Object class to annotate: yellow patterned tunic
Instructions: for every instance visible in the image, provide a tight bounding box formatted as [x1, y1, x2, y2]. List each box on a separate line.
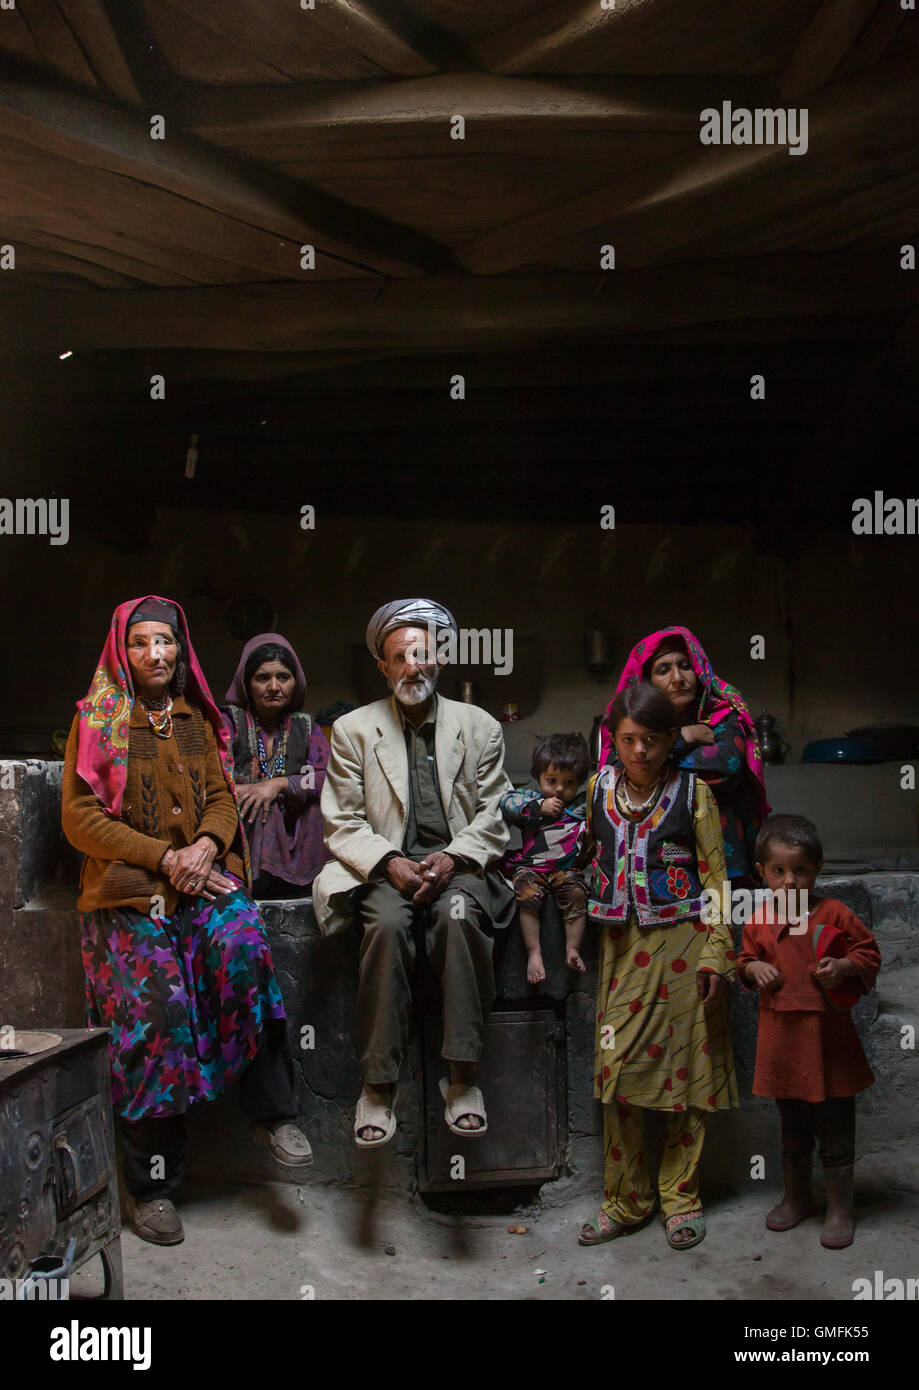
[588, 774, 738, 1113]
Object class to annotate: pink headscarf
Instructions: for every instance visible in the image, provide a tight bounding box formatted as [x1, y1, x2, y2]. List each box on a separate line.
[224, 633, 306, 711]
[75, 595, 236, 819]
[600, 624, 769, 816]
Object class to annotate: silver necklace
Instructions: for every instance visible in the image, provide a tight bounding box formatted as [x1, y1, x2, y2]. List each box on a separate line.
[619, 774, 662, 815]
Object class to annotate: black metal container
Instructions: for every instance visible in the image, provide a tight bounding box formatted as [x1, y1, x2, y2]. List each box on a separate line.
[0, 1028, 123, 1299]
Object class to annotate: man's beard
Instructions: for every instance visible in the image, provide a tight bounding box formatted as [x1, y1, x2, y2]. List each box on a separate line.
[393, 670, 437, 706]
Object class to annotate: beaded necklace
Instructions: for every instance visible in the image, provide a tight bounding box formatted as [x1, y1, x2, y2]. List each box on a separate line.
[256, 720, 289, 778]
[141, 695, 173, 739]
[615, 771, 663, 819]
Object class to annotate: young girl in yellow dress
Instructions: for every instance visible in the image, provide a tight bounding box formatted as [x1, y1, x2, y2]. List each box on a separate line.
[579, 682, 738, 1250]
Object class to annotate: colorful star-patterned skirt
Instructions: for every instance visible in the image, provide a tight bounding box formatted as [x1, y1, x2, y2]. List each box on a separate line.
[81, 886, 286, 1121]
[593, 913, 737, 1111]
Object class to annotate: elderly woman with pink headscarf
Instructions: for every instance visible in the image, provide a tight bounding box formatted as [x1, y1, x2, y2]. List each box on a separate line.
[61, 597, 312, 1249]
[599, 625, 770, 882]
[223, 633, 331, 898]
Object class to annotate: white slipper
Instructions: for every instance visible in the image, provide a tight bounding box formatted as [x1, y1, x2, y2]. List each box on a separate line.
[354, 1086, 398, 1148]
[439, 1077, 488, 1137]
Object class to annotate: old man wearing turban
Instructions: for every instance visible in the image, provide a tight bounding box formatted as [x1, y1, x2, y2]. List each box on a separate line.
[312, 598, 515, 1146]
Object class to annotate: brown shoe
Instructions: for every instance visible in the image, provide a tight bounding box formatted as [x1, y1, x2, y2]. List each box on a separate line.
[126, 1194, 184, 1245]
[253, 1121, 313, 1168]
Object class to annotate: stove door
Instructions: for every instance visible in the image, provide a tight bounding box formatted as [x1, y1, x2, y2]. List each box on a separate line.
[52, 1097, 112, 1219]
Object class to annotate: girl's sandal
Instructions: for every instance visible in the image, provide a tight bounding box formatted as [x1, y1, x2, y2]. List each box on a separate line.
[664, 1210, 706, 1251]
[578, 1210, 627, 1246]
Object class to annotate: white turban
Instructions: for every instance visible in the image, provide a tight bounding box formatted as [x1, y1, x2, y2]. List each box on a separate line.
[365, 598, 457, 659]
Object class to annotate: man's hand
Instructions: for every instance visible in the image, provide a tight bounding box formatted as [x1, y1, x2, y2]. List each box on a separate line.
[237, 778, 286, 825]
[681, 723, 716, 747]
[814, 956, 856, 990]
[540, 795, 564, 819]
[745, 960, 783, 991]
[697, 971, 728, 1012]
[412, 851, 457, 904]
[164, 837, 218, 895]
[385, 856, 426, 898]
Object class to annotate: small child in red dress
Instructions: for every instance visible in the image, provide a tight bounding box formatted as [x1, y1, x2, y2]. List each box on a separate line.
[736, 813, 881, 1249]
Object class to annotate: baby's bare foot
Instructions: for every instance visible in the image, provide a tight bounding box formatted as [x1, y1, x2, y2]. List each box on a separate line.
[566, 948, 586, 974]
[526, 949, 546, 984]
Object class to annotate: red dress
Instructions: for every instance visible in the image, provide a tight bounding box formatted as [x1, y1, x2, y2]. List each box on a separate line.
[736, 898, 880, 1102]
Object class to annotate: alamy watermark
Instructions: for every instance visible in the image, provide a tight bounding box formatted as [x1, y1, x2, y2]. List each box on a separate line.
[0, 497, 69, 545]
[700, 101, 808, 157]
[49, 1320, 151, 1370]
[852, 1270, 919, 1300]
[408, 622, 514, 676]
[0, 1276, 69, 1300]
[852, 492, 919, 535]
[700, 886, 809, 926]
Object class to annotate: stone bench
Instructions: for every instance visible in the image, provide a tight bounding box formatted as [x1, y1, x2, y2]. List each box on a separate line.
[2, 758, 917, 1196]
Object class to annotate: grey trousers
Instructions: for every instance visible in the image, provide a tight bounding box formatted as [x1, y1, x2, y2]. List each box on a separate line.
[356, 874, 495, 1084]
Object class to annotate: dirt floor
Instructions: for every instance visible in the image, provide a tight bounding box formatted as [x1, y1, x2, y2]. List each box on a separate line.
[69, 1145, 919, 1302]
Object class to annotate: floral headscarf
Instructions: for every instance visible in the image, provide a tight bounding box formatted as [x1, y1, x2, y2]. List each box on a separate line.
[75, 595, 237, 820]
[600, 624, 769, 816]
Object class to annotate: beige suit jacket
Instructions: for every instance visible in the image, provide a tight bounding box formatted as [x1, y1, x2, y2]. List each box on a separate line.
[312, 693, 512, 934]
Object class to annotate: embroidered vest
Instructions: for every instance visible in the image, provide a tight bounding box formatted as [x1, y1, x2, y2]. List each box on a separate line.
[587, 766, 704, 925]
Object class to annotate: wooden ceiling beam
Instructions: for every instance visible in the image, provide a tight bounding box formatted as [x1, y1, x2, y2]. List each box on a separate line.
[0, 76, 450, 277]
[0, 240, 143, 289]
[835, 4, 908, 78]
[15, 0, 98, 91]
[460, 51, 918, 273]
[0, 133, 370, 284]
[473, 0, 815, 76]
[54, 0, 145, 107]
[296, 0, 456, 75]
[150, 0, 447, 80]
[779, 0, 883, 99]
[473, 0, 627, 75]
[179, 72, 773, 146]
[0, 221, 193, 286]
[2, 254, 913, 356]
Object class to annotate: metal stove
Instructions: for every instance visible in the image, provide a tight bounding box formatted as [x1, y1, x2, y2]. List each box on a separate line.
[0, 1028, 123, 1299]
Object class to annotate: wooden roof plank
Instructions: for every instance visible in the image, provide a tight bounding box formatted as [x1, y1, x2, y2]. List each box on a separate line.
[0, 237, 147, 288]
[779, 0, 883, 99]
[140, 0, 440, 81]
[835, 4, 909, 78]
[16, 0, 99, 90]
[0, 135, 357, 284]
[0, 218, 197, 285]
[55, 0, 145, 107]
[544, 121, 919, 269]
[179, 72, 775, 157]
[0, 76, 448, 277]
[474, 0, 821, 77]
[460, 50, 919, 273]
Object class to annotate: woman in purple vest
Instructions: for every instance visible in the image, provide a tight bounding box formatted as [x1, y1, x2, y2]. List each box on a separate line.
[579, 682, 738, 1251]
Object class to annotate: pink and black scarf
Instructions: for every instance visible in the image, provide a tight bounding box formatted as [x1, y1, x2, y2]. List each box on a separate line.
[600, 624, 769, 817]
[75, 594, 237, 820]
